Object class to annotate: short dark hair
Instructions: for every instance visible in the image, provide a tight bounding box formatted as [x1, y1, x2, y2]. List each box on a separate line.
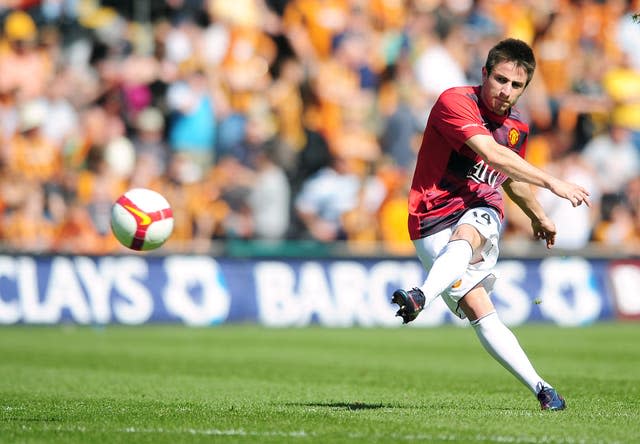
[485, 38, 536, 85]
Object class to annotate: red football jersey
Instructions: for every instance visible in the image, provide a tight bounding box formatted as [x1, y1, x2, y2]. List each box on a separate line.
[408, 85, 529, 240]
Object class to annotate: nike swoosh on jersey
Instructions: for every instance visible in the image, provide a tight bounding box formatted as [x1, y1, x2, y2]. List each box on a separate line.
[460, 123, 487, 130]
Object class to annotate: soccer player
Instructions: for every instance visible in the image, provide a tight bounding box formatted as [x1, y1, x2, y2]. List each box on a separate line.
[392, 38, 590, 411]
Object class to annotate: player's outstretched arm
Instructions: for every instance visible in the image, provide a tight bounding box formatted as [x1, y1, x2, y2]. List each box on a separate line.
[466, 134, 591, 208]
[502, 179, 556, 248]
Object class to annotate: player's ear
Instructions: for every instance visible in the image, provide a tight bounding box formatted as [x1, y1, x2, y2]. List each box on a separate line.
[481, 66, 488, 82]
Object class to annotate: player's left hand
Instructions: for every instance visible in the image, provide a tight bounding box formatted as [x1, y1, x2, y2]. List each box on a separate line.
[531, 217, 556, 249]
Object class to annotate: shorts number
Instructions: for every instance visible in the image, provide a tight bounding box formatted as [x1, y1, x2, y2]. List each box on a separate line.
[473, 211, 492, 225]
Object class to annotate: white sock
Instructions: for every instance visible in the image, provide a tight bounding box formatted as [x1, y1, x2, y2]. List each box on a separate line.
[471, 312, 550, 394]
[419, 239, 473, 306]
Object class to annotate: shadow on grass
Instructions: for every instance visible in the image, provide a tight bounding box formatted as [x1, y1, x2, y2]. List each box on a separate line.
[288, 402, 391, 410]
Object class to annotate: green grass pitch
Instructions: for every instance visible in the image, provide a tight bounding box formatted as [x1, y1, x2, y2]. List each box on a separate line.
[1, 323, 639, 443]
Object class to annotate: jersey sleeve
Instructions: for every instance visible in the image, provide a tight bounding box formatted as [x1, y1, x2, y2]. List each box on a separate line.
[430, 89, 491, 151]
[517, 134, 528, 159]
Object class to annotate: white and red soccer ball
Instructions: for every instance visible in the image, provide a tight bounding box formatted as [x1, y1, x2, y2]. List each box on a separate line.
[110, 188, 174, 251]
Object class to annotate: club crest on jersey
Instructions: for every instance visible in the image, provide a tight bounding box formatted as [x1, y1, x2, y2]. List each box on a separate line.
[508, 128, 519, 147]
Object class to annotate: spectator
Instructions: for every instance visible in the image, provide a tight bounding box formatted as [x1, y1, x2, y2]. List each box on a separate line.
[0, 10, 53, 101]
[247, 141, 291, 240]
[536, 151, 600, 250]
[294, 155, 384, 242]
[591, 193, 640, 249]
[160, 153, 228, 252]
[267, 56, 307, 154]
[166, 69, 217, 180]
[602, 53, 640, 150]
[341, 159, 388, 244]
[131, 106, 170, 177]
[412, 17, 468, 113]
[1, 182, 55, 253]
[613, 0, 640, 71]
[216, 106, 292, 240]
[5, 100, 61, 183]
[580, 113, 640, 195]
[376, 168, 414, 255]
[41, 68, 80, 147]
[288, 92, 333, 190]
[282, 0, 350, 63]
[378, 61, 424, 171]
[53, 199, 111, 254]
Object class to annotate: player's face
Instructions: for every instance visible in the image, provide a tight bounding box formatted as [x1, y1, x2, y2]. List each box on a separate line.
[480, 61, 528, 115]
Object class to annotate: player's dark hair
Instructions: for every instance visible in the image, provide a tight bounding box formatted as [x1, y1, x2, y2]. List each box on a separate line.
[485, 38, 536, 85]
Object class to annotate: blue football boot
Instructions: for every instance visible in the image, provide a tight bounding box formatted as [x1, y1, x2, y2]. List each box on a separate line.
[537, 386, 567, 411]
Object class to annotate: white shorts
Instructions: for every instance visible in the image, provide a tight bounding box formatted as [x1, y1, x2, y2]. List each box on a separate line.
[412, 207, 502, 319]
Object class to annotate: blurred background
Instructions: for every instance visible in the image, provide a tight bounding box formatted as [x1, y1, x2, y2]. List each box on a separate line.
[0, 0, 639, 258]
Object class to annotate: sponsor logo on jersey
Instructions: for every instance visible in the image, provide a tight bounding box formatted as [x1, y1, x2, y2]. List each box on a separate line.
[467, 159, 500, 187]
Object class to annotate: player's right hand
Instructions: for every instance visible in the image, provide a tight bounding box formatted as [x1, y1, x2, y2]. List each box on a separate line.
[551, 180, 591, 208]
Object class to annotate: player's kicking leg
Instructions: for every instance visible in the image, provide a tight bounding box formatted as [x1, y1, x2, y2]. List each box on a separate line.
[391, 210, 491, 324]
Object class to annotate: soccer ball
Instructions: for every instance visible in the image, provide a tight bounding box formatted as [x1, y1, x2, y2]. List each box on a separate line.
[110, 188, 174, 251]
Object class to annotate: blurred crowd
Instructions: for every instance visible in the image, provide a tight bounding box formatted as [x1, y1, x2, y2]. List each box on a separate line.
[1, 0, 639, 255]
